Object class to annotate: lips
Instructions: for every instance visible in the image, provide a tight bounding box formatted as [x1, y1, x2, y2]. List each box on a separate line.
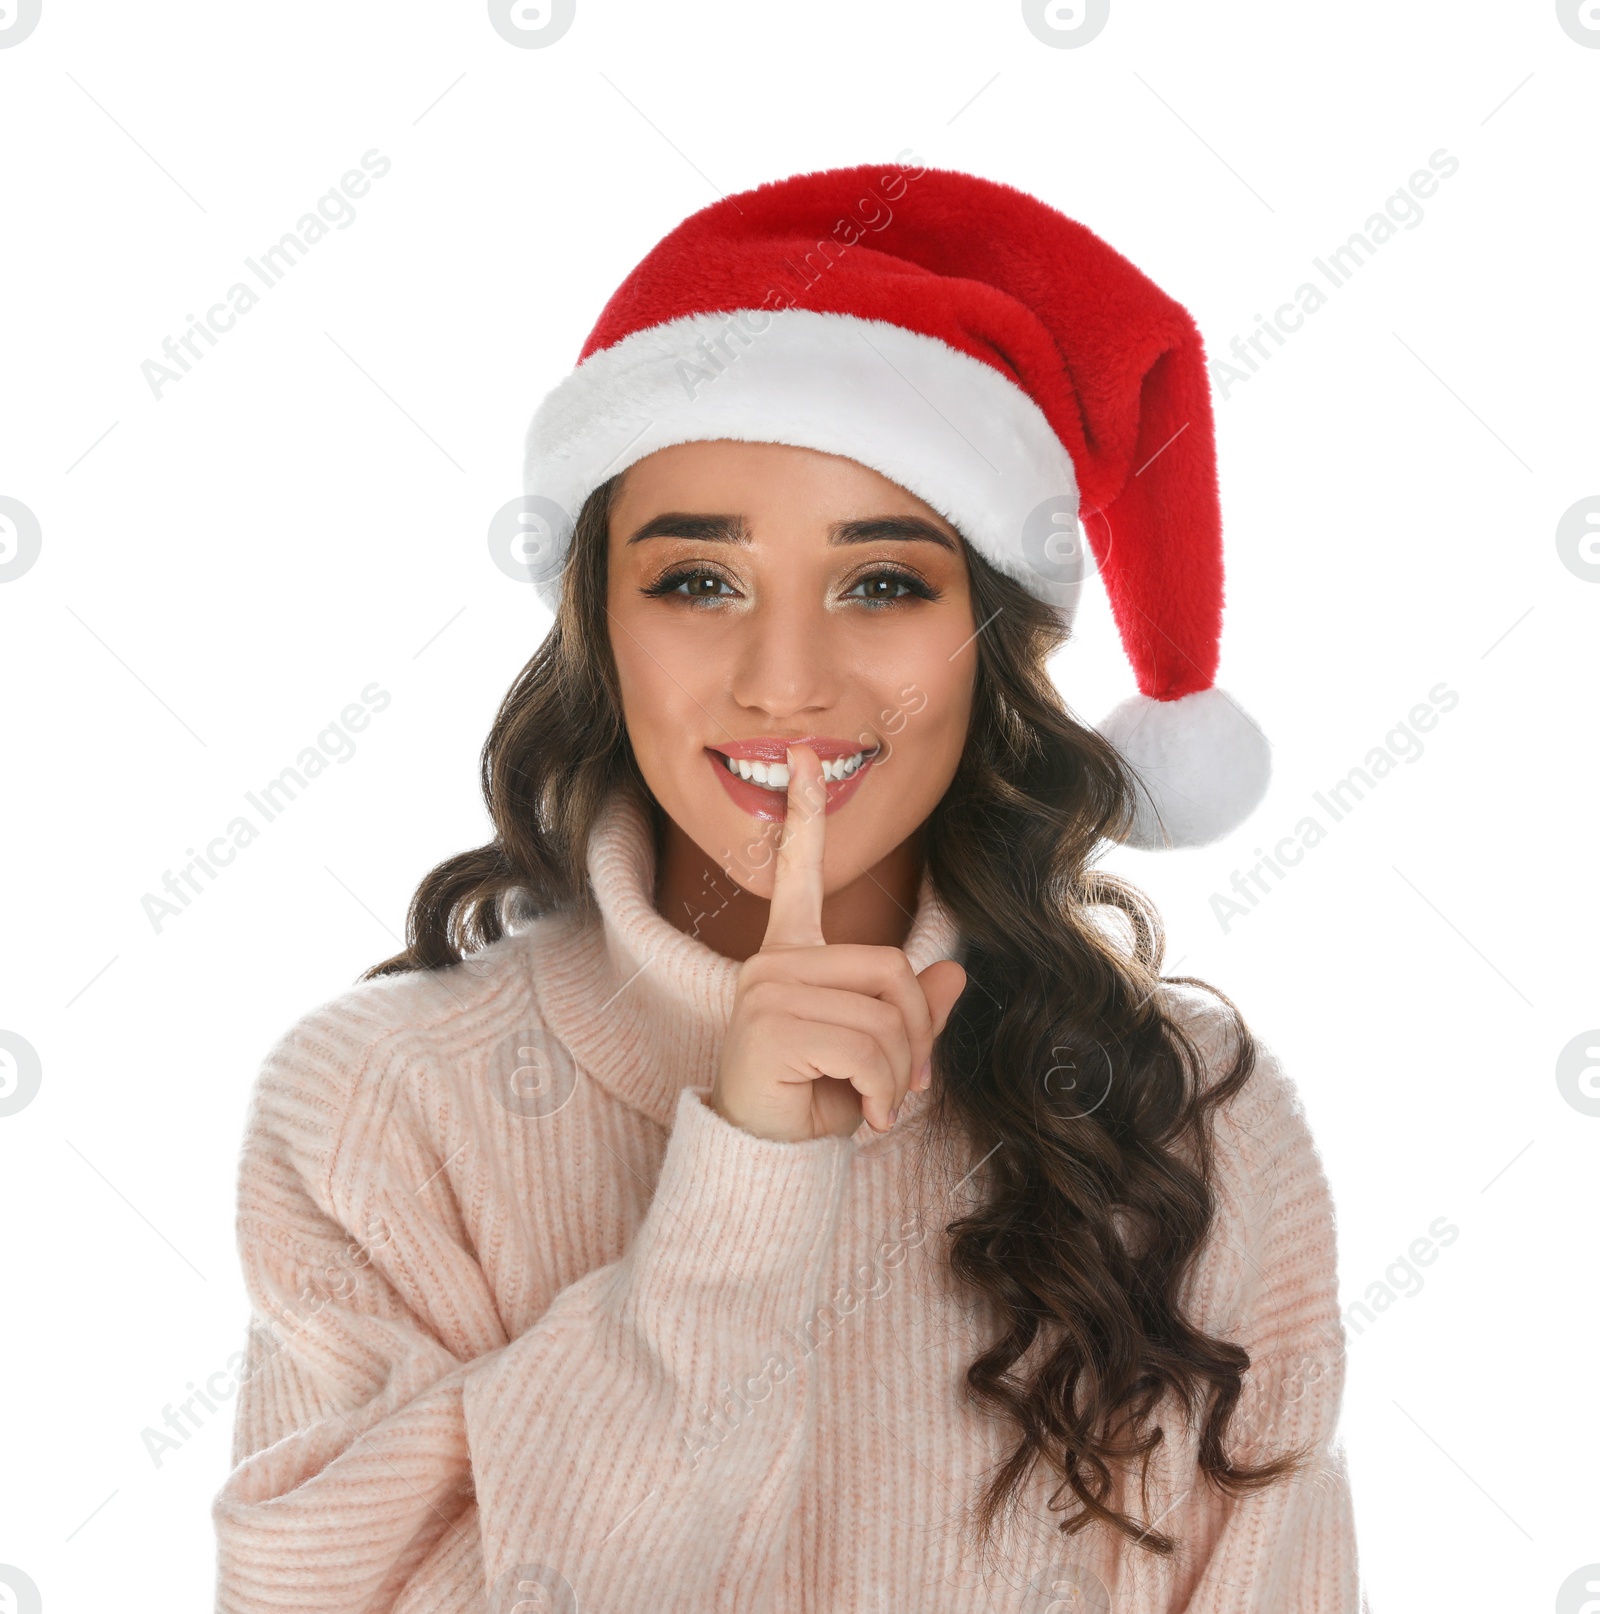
[711, 735, 872, 765]
[705, 742, 879, 821]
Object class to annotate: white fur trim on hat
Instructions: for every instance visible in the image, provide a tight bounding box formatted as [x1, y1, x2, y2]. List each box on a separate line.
[522, 307, 1085, 618]
[1094, 687, 1272, 850]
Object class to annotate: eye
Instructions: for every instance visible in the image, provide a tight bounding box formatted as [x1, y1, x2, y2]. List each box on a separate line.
[639, 563, 941, 609]
[640, 565, 737, 605]
[846, 567, 940, 609]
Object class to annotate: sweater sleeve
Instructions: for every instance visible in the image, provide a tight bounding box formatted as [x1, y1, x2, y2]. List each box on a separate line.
[212, 997, 854, 1614]
[1159, 1010, 1365, 1613]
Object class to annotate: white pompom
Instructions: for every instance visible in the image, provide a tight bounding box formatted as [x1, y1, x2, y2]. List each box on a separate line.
[1093, 687, 1272, 850]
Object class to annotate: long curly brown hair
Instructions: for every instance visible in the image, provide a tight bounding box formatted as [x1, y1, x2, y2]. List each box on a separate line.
[363, 469, 1311, 1559]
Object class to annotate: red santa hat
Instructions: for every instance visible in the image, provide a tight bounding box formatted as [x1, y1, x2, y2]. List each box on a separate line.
[519, 159, 1271, 851]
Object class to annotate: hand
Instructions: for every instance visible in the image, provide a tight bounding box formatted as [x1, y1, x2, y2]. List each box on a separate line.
[707, 743, 968, 1143]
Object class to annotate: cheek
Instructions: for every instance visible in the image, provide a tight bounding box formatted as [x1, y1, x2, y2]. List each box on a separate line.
[609, 610, 710, 763]
[882, 656, 973, 765]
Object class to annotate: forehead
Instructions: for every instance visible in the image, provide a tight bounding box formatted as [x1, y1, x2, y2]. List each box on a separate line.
[610, 440, 961, 540]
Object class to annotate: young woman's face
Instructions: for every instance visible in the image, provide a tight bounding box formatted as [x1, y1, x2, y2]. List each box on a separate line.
[606, 439, 977, 899]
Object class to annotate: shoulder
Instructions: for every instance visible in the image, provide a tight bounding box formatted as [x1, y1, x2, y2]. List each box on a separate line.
[1156, 978, 1310, 1153]
[1155, 980, 1342, 1348]
[238, 927, 548, 1216]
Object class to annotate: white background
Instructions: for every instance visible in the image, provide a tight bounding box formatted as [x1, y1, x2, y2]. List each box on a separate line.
[1, 2, 1596, 1608]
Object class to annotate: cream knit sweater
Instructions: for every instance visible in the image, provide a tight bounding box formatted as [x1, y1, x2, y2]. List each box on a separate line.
[212, 790, 1365, 1612]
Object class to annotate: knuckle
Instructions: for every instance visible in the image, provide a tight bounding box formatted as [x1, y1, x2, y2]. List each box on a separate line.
[736, 957, 770, 993]
[740, 979, 777, 1020]
[843, 1026, 883, 1071]
[870, 994, 917, 1054]
[863, 996, 902, 1038]
[751, 977, 799, 1012]
[880, 948, 928, 1012]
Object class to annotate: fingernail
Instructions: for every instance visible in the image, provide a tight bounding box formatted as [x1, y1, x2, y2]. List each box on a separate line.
[916, 1059, 932, 1090]
[888, 1106, 898, 1126]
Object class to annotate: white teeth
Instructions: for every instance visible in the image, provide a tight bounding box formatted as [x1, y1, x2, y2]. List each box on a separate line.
[721, 749, 872, 790]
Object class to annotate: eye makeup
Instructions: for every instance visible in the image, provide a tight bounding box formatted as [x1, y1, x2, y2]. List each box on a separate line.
[639, 561, 943, 609]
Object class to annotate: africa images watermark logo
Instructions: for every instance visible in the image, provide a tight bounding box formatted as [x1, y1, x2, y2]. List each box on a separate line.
[0, 1032, 43, 1119]
[680, 1206, 930, 1470]
[1208, 681, 1460, 933]
[0, 0, 42, 47]
[672, 151, 928, 404]
[139, 683, 392, 932]
[1021, 0, 1110, 49]
[139, 150, 392, 401]
[1556, 494, 1600, 582]
[487, 0, 575, 48]
[0, 495, 43, 582]
[1210, 149, 1460, 401]
[1556, 0, 1600, 46]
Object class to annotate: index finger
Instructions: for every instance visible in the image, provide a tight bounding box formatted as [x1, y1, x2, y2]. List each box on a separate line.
[761, 743, 827, 949]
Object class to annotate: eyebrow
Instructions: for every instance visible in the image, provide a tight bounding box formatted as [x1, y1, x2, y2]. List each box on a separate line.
[624, 512, 958, 552]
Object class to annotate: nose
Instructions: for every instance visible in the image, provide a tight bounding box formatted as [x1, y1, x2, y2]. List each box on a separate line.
[725, 586, 844, 725]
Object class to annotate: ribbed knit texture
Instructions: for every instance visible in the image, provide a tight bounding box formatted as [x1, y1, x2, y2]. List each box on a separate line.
[212, 790, 1365, 1612]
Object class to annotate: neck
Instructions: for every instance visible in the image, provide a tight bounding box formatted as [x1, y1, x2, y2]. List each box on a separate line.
[653, 808, 926, 961]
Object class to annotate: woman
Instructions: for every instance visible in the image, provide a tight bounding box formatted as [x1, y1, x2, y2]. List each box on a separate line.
[213, 163, 1363, 1611]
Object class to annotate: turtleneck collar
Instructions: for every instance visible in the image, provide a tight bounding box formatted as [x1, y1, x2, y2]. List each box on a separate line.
[522, 789, 965, 1140]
